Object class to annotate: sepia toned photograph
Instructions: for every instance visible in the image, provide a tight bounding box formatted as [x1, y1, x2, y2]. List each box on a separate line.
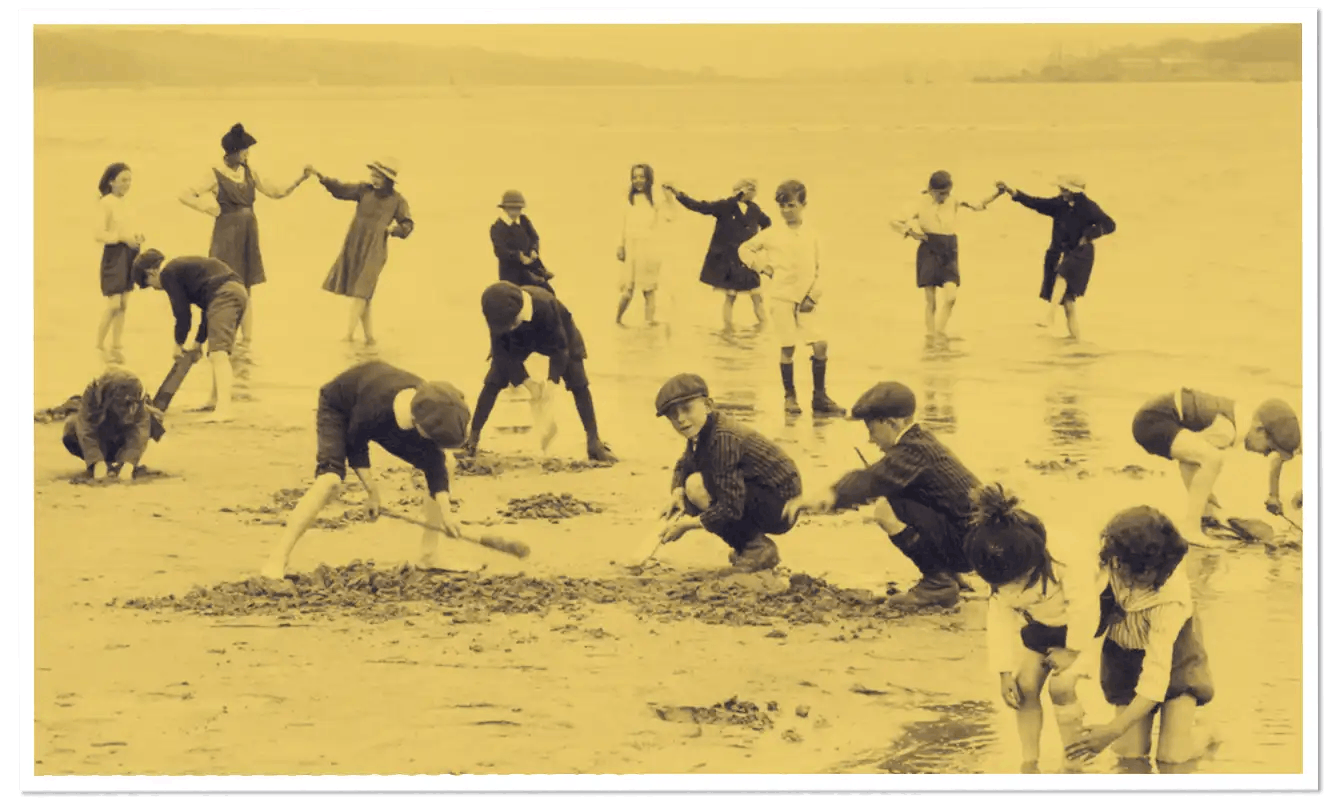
[21, 6, 1318, 791]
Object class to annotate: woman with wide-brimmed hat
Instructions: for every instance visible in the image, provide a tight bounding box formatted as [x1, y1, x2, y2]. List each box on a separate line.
[179, 123, 310, 359]
[490, 190, 556, 294]
[997, 174, 1117, 340]
[306, 158, 414, 345]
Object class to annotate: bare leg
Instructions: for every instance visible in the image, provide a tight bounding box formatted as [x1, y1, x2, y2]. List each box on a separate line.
[108, 294, 129, 359]
[1013, 653, 1050, 769]
[684, 472, 712, 510]
[204, 351, 235, 423]
[361, 299, 376, 345]
[1169, 431, 1229, 547]
[1062, 297, 1080, 340]
[722, 292, 737, 331]
[868, 496, 907, 536]
[418, 486, 449, 568]
[750, 291, 767, 327]
[95, 295, 122, 354]
[1179, 463, 1223, 519]
[1049, 672, 1087, 771]
[1040, 276, 1068, 328]
[1155, 696, 1216, 766]
[262, 472, 341, 579]
[616, 289, 634, 325]
[933, 282, 959, 337]
[239, 290, 254, 350]
[345, 298, 367, 341]
[1110, 705, 1156, 760]
[923, 287, 937, 335]
[644, 290, 657, 324]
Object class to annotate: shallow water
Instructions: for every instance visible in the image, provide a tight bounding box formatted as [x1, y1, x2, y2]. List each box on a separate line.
[34, 81, 1303, 774]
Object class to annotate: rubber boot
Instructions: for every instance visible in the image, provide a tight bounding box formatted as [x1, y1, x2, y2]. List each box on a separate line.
[810, 357, 846, 416]
[781, 362, 801, 415]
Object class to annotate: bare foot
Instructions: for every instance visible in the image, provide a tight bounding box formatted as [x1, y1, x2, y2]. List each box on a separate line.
[364, 337, 377, 347]
[260, 562, 287, 581]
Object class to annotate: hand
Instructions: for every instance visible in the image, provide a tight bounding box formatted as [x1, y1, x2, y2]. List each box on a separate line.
[439, 512, 463, 538]
[661, 183, 676, 194]
[784, 491, 831, 524]
[1265, 495, 1284, 516]
[995, 181, 1010, 194]
[461, 431, 480, 456]
[659, 517, 696, 544]
[386, 222, 398, 236]
[1045, 647, 1079, 675]
[616, 246, 625, 262]
[364, 488, 382, 521]
[519, 253, 534, 265]
[661, 489, 687, 520]
[172, 343, 185, 359]
[1066, 724, 1122, 760]
[1076, 236, 1091, 248]
[91, 463, 109, 481]
[185, 341, 202, 355]
[999, 673, 1022, 710]
[116, 463, 135, 481]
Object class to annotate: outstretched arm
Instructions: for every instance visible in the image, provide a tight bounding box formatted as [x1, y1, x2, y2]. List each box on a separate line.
[252, 166, 309, 200]
[314, 172, 366, 202]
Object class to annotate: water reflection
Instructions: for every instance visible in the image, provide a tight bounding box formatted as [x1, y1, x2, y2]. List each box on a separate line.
[921, 372, 958, 436]
[1042, 386, 1093, 461]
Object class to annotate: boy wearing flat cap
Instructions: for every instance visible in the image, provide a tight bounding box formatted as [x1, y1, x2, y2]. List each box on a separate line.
[785, 381, 981, 608]
[466, 281, 616, 462]
[261, 360, 472, 579]
[656, 373, 803, 572]
[1131, 388, 1301, 547]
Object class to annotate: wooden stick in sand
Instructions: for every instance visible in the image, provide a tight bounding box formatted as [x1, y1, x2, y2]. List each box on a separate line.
[379, 508, 531, 560]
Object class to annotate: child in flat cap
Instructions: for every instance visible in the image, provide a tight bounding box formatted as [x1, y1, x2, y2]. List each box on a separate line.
[1131, 388, 1301, 546]
[785, 381, 981, 608]
[467, 282, 616, 462]
[655, 373, 803, 572]
[261, 360, 472, 579]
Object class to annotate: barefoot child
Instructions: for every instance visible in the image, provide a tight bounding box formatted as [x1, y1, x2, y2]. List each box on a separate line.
[61, 368, 165, 480]
[261, 360, 471, 579]
[1067, 506, 1216, 767]
[889, 171, 1003, 340]
[965, 484, 1105, 772]
[1131, 388, 1301, 547]
[616, 164, 677, 326]
[491, 190, 556, 294]
[93, 163, 144, 364]
[655, 373, 803, 572]
[465, 282, 617, 462]
[738, 179, 846, 417]
[784, 381, 980, 608]
[132, 249, 248, 423]
[663, 178, 771, 331]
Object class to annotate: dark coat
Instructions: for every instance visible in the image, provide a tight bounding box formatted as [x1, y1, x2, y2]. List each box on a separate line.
[1012, 191, 1116, 299]
[490, 215, 555, 293]
[673, 191, 772, 291]
[490, 286, 587, 383]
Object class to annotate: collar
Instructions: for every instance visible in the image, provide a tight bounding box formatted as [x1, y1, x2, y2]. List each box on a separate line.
[892, 421, 917, 447]
[518, 289, 534, 323]
[499, 212, 522, 225]
[693, 411, 721, 448]
[392, 388, 416, 431]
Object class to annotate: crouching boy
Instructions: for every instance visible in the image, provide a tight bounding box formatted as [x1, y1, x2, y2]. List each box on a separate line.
[261, 360, 472, 579]
[656, 373, 803, 572]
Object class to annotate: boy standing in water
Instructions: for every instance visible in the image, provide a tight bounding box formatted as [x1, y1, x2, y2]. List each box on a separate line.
[655, 373, 803, 572]
[132, 249, 248, 423]
[466, 282, 617, 462]
[785, 381, 980, 608]
[738, 179, 846, 417]
[889, 171, 1003, 340]
[1131, 388, 1300, 547]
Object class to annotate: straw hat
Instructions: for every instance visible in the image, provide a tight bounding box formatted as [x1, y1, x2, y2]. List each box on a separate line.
[1057, 174, 1087, 193]
[368, 157, 400, 183]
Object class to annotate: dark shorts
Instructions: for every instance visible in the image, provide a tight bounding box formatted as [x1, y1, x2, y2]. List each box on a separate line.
[1100, 615, 1215, 709]
[485, 354, 590, 393]
[1020, 587, 1121, 654]
[886, 497, 973, 575]
[100, 243, 137, 297]
[916, 233, 961, 289]
[687, 480, 799, 552]
[1039, 244, 1095, 301]
[314, 394, 351, 481]
[206, 282, 249, 354]
[1132, 393, 1184, 460]
[62, 418, 124, 467]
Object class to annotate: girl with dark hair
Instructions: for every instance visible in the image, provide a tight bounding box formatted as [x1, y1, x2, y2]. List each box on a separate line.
[61, 368, 164, 480]
[94, 162, 144, 363]
[964, 484, 1104, 773]
[179, 123, 310, 360]
[307, 158, 414, 345]
[1067, 506, 1217, 767]
[615, 163, 676, 326]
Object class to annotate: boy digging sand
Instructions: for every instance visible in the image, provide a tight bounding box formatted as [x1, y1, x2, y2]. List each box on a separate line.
[738, 179, 845, 417]
[261, 360, 471, 579]
[655, 373, 804, 572]
[132, 249, 247, 423]
[785, 381, 978, 608]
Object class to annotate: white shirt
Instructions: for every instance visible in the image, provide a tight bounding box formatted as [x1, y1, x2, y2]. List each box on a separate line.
[985, 538, 1104, 674]
[94, 193, 138, 245]
[1102, 563, 1195, 703]
[738, 222, 822, 304]
[895, 194, 961, 236]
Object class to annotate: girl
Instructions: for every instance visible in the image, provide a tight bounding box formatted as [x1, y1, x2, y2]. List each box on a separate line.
[889, 170, 1003, 340]
[61, 368, 164, 480]
[308, 158, 414, 345]
[965, 484, 1104, 773]
[663, 178, 771, 332]
[1067, 506, 1216, 768]
[94, 163, 144, 364]
[179, 123, 309, 360]
[615, 163, 677, 326]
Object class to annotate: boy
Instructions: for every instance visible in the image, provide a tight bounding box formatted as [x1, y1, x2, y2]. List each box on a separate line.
[784, 381, 981, 608]
[737, 179, 845, 417]
[1131, 388, 1301, 547]
[490, 190, 556, 294]
[466, 282, 616, 462]
[655, 373, 803, 572]
[61, 368, 165, 480]
[132, 249, 248, 423]
[261, 360, 472, 580]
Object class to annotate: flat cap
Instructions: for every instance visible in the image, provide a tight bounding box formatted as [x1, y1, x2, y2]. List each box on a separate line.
[655, 373, 710, 416]
[1255, 398, 1301, 454]
[849, 381, 917, 421]
[411, 381, 472, 449]
[481, 282, 525, 335]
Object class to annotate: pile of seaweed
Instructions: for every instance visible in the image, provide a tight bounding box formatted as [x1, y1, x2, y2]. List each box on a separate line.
[454, 452, 614, 477]
[651, 696, 781, 731]
[499, 493, 602, 520]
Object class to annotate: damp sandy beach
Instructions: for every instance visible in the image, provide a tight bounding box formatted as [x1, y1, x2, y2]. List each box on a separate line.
[33, 80, 1303, 775]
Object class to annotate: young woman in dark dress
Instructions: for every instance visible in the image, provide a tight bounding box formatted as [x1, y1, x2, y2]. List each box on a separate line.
[663, 178, 772, 331]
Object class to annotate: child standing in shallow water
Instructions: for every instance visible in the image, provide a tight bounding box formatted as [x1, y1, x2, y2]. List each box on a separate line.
[964, 484, 1105, 773]
[94, 163, 144, 364]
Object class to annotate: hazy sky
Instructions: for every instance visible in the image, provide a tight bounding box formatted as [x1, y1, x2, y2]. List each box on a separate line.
[116, 23, 1258, 78]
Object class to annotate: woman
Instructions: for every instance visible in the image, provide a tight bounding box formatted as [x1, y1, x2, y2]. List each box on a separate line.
[663, 178, 771, 331]
[179, 123, 309, 359]
[309, 158, 414, 345]
[616, 163, 676, 326]
[94, 163, 144, 364]
[998, 175, 1116, 341]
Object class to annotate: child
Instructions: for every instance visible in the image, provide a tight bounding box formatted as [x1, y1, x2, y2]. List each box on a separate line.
[998, 175, 1116, 340]
[93, 162, 144, 364]
[889, 170, 1003, 339]
[738, 179, 845, 417]
[616, 163, 677, 326]
[261, 360, 471, 580]
[965, 484, 1104, 773]
[466, 282, 617, 463]
[132, 249, 249, 424]
[308, 158, 414, 345]
[61, 368, 165, 480]
[655, 373, 803, 572]
[1131, 388, 1301, 547]
[784, 381, 980, 608]
[490, 190, 556, 294]
[1067, 506, 1216, 767]
[663, 178, 771, 331]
